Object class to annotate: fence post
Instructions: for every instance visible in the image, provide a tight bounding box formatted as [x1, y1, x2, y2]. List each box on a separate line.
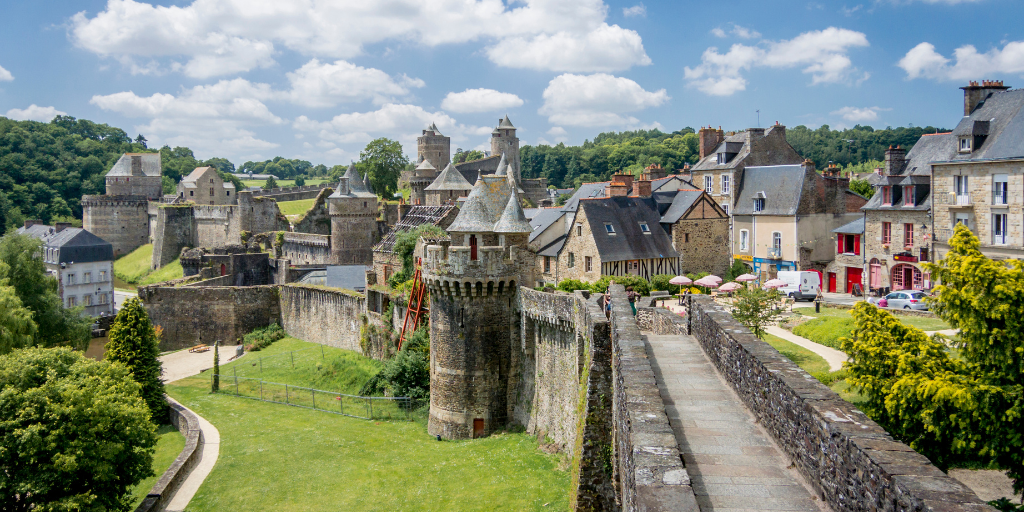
[291, 351, 294, 369]
[260, 380, 263, 401]
[340, 395, 343, 415]
[312, 389, 316, 410]
[285, 384, 289, 404]
[234, 367, 238, 395]
[320, 344, 324, 359]
[368, 398, 372, 419]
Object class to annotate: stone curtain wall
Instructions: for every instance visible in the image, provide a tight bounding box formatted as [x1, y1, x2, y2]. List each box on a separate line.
[291, 188, 334, 235]
[609, 285, 700, 511]
[250, 183, 330, 202]
[81, 196, 151, 258]
[279, 284, 366, 353]
[134, 396, 204, 512]
[151, 205, 195, 268]
[686, 295, 995, 512]
[139, 285, 280, 350]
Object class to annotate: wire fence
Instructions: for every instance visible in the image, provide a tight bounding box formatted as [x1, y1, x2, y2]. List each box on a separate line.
[212, 373, 414, 421]
[231, 346, 327, 379]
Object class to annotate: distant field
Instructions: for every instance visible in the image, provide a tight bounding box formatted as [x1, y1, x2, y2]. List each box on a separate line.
[114, 244, 183, 286]
[240, 178, 328, 188]
[277, 198, 316, 218]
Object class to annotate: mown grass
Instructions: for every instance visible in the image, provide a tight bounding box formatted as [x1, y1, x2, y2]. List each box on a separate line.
[276, 198, 316, 218]
[139, 259, 183, 285]
[166, 337, 570, 511]
[129, 424, 185, 508]
[763, 334, 830, 375]
[790, 306, 951, 350]
[114, 244, 154, 283]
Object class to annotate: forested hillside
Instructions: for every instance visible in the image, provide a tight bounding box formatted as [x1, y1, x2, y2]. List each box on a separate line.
[239, 158, 329, 179]
[521, 124, 950, 189]
[0, 116, 233, 231]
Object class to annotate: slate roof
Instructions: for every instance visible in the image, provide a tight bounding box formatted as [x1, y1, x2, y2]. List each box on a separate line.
[498, 115, 515, 129]
[537, 235, 566, 257]
[494, 153, 509, 176]
[692, 132, 749, 171]
[659, 189, 706, 224]
[833, 217, 865, 234]
[651, 175, 693, 192]
[453, 154, 502, 183]
[364, 173, 374, 194]
[862, 133, 955, 212]
[446, 175, 510, 232]
[18, 225, 114, 263]
[579, 197, 678, 262]
[106, 153, 162, 177]
[329, 164, 376, 198]
[425, 163, 473, 191]
[732, 165, 808, 215]
[528, 208, 566, 242]
[181, 167, 235, 189]
[944, 88, 1024, 162]
[374, 205, 457, 254]
[493, 188, 532, 233]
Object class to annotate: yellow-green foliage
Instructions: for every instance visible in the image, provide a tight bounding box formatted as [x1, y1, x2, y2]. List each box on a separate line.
[842, 225, 1024, 492]
[139, 259, 183, 286]
[114, 244, 155, 283]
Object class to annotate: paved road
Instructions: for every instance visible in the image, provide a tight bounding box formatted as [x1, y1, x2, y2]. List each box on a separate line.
[114, 288, 137, 310]
[644, 333, 828, 512]
[765, 326, 848, 372]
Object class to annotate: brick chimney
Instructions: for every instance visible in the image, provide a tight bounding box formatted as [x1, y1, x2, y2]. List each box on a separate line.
[130, 155, 143, 176]
[55, 222, 72, 232]
[698, 126, 725, 160]
[746, 127, 765, 145]
[632, 179, 652, 198]
[607, 182, 628, 197]
[961, 80, 1010, 116]
[642, 163, 666, 181]
[610, 172, 634, 190]
[802, 159, 815, 173]
[23, 219, 41, 229]
[884, 145, 907, 176]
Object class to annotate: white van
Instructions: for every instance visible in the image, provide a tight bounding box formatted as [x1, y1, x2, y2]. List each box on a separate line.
[775, 271, 820, 301]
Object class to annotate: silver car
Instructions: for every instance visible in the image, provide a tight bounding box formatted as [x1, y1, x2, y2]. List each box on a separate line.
[883, 291, 930, 310]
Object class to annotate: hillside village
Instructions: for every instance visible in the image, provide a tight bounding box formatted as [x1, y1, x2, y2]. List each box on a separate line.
[4, 80, 1024, 511]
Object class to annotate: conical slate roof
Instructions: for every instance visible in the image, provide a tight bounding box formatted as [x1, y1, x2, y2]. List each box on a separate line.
[498, 115, 515, 129]
[363, 173, 374, 194]
[493, 189, 532, 233]
[330, 164, 375, 198]
[446, 180, 494, 233]
[416, 159, 436, 171]
[427, 122, 443, 136]
[425, 163, 473, 191]
[494, 153, 508, 176]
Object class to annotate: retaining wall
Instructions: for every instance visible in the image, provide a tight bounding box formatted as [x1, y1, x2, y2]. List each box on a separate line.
[609, 285, 700, 511]
[278, 284, 367, 353]
[139, 285, 280, 350]
[134, 396, 203, 512]
[686, 295, 993, 512]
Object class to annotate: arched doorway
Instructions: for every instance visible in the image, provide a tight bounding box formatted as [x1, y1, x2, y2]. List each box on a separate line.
[220, 263, 227, 276]
[891, 264, 922, 291]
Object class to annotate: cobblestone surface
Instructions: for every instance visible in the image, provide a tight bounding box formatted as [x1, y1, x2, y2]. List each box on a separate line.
[644, 333, 828, 512]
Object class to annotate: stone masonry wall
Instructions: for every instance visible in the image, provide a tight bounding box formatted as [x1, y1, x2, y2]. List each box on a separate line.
[671, 217, 730, 276]
[291, 188, 333, 235]
[559, 208, 603, 283]
[82, 196, 151, 258]
[863, 209, 931, 290]
[278, 284, 366, 353]
[250, 183, 330, 202]
[139, 285, 280, 350]
[609, 285, 700, 511]
[686, 295, 994, 512]
[933, 161, 1024, 259]
[152, 205, 194, 268]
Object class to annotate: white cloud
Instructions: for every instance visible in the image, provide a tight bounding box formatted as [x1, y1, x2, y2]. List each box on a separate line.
[898, 41, 1024, 81]
[5, 105, 67, 122]
[70, 0, 651, 75]
[286, 59, 423, 107]
[90, 78, 282, 158]
[831, 106, 890, 122]
[0, 64, 12, 82]
[711, 23, 761, 39]
[441, 88, 524, 113]
[539, 73, 668, 127]
[547, 126, 568, 143]
[623, 4, 646, 17]
[685, 27, 869, 96]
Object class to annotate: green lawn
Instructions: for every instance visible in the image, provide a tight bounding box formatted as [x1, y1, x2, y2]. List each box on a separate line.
[763, 334, 830, 375]
[130, 423, 186, 508]
[276, 198, 316, 218]
[790, 306, 951, 350]
[114, 243, 183, 285]
[166, 338, 569, 511]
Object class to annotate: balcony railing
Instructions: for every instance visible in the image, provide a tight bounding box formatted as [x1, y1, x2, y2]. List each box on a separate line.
[954, 194, 971, 206]
[993, 191, 1008, 205]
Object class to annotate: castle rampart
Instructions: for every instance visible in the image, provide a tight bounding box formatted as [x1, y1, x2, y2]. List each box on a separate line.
[138, 285, 280, 350]
[279, 284, 366, 353]
[81, 195, 152, 257]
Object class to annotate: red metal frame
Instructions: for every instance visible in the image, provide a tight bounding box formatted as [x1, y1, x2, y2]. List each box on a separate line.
[399, 258, 427, 350]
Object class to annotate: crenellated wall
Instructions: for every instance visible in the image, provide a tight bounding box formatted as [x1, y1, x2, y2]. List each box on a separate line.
[82, 195, 152, 257]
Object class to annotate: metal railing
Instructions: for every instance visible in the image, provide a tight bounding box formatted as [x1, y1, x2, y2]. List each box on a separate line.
[212, 373, 414, 421]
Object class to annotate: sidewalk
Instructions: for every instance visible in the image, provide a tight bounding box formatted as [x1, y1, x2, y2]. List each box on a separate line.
[164, 407, 220, 512]
[765, 325, 848, 372]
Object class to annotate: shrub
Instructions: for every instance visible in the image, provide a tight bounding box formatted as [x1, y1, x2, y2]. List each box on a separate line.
[650, 274, 680, 294]
[360, 326, 429, 401]
[556, 279, 590, 293]
[792, 317, 855, 349]
[730, 287, 782, 339]
[243, 323, 286, 351]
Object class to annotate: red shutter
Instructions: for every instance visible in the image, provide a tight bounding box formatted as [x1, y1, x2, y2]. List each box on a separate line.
[854, 235, 861, 255]
[837, 235, 843, 254]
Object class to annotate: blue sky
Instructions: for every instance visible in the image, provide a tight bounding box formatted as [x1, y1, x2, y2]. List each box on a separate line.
[1, 0, 1022, 167]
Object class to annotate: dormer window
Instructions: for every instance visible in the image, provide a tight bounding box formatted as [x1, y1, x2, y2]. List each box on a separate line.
[959, 137, 972, 153]
[903, 186, 914, 207]
[717, 153, 726, 164]
[753, 198, 765, 212]
[639, 222, 650, 234]
[604, 223, 616, 235]
[882, 186, 892, 206]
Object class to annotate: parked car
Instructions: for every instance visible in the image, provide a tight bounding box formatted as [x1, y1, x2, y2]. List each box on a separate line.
[881, 290, 929, 310]
[775, 271, 821, 301]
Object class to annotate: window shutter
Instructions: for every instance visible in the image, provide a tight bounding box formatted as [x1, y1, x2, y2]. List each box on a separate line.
[837, 236, 843, 254]
[854, 235, 860, 255]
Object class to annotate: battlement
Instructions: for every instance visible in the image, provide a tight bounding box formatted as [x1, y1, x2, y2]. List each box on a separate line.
[423, 243, 519, 277]
[81, 195, 150, 207]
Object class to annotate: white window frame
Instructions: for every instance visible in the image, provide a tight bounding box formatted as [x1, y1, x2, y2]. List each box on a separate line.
[585, 256, 593, 272]
[959, 137, 972, 152]
[722, 204, 729, 216]
[66, 273, 75, 285]
[955, 175, 970, 205]
[754, 198, 765, 212]
[739, 229, 749, 252]
[638, 222, 650, 234]
[83, 272, 91, 284]
[704, 175, 713, 193]
[772, 232, 782, 251]
[721, 175, 730, 195]
[993, 174, 1008, 205]
[993, 213, 1008, 245]
[604, 223, 616, 235]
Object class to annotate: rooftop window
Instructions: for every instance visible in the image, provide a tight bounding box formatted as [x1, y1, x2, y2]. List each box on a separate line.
[639, 222, 650, 234]
[604, 223, 616, 235]
[753, 198, 765, 212]
[959, 137, 972, 153]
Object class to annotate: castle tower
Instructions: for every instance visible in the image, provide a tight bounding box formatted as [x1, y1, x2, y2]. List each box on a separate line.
[328, 164, 378, 264]
[424, 162, 473, 205]
[490, 115, 520, 183]
[417, 122, 451, 171]
[423, 172, 532, 439]
[409, 159, 436, 205]
[83, 152, 164, 257]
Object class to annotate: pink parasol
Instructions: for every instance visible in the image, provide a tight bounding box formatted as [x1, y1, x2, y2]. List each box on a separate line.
[718, 282, 743, 292]
[735, 273, 757, 282]
[694, 276, 720, 288]
[763, 278, 787, 289]
[705, 275, 723, 283]
[669, 275, 692, 285]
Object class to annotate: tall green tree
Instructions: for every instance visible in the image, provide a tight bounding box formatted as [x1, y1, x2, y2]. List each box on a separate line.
[263, 176, 278, 190]
[105, 297, 166, 421]
[360, 138, 408, 200]
[0, 234, 90, 350]
[0, 262, 37, 354]
[0, 347, 157, 511]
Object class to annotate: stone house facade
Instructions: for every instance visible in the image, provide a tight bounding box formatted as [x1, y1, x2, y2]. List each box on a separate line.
[329, 164, 379, 265]
[18, 222, 115, 317]
[177, 166, 235, 205]
[659, 189, 731, 276]
[824, 218, 865, 294]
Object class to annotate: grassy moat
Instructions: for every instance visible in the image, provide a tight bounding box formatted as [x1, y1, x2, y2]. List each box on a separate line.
[166, 339, 570, 511]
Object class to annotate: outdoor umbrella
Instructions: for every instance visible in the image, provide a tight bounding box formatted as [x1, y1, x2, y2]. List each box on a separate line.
[763, 278, 787, 289]
[669, 275, 692, 285]
[718, 282, 743, 292]
[705, 275, 723, 284]
[694, 276, 721, 288]
[735, 273, 757, 282]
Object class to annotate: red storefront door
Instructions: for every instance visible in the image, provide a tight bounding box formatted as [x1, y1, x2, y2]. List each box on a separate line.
[846, 267, 863, 294]
[828, 272, 837, 293]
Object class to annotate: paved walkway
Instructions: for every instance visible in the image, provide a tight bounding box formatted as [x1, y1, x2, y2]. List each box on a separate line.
[765, 326, 848, 372]
[159, 346, 239, 383]
[164, 407, 220, 512]
[644, 333, 828, 512]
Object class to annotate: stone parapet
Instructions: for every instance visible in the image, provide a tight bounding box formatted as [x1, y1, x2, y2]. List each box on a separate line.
[686, 295, 994, 512]
[133, 396, 204, 512]
[610, 285, 700, 511]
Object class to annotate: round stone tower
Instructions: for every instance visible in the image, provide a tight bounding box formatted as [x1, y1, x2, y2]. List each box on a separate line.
[328, 164, 378, 265]
[490, 115, 520, 183]
[423, 173, 533, 439]
[417, 122, 450, 172]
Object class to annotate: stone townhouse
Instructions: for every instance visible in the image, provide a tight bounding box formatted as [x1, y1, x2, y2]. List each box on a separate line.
[932, 81, 1024, 261]
[177, 166, 236, 205]
[18, 221, 115, 317]
[857, 138, 954, 294]
[826, 218, 865, 294]
[731, 162, 866, 277]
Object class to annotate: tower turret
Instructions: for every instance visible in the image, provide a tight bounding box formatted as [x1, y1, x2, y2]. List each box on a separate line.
[490, 115, 520, 183]
[417, 122, 451, 171]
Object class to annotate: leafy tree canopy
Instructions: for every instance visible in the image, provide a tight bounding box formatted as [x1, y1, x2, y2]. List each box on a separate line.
[0, 347, 157, 511]
[453, 149, 485, 164]
[360, 138, 408, 200]
[238, 156, 313, 179]
[105, 297, 167, 421]
[786, 125, 949, 170]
